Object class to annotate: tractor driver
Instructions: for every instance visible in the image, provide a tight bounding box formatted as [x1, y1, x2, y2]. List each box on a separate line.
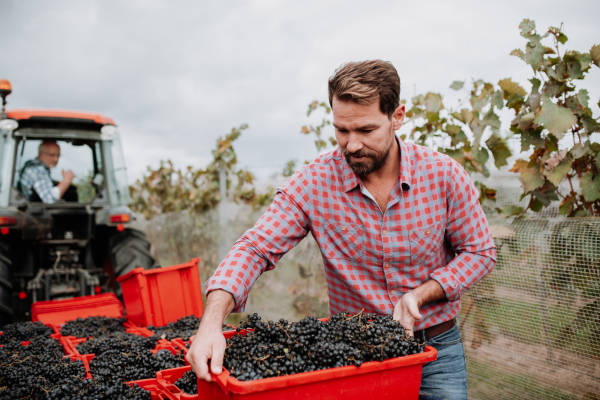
[18, 140, 75, 203]
[187, 60, 496, 400]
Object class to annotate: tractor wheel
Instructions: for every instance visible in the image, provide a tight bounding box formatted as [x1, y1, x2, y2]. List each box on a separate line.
[0, 241, 13, 327]
[108, 229, 158, 298]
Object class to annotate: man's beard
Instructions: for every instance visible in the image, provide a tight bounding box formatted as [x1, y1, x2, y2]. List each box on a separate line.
[342, 135, 393, 178]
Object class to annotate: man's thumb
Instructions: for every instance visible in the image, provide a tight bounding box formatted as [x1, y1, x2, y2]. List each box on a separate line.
[409, 303, 423, 320]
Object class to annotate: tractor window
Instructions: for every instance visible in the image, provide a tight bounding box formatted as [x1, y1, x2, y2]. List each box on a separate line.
[13, 139, 103, 204]
[102, 134, 130, 205]
[0, 131, 14, 207]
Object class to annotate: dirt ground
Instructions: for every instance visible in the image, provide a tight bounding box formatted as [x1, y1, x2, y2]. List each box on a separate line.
[462, 326, 600, 399]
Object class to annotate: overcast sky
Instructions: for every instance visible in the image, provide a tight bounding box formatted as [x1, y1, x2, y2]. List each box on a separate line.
[2, 0, 599, 182]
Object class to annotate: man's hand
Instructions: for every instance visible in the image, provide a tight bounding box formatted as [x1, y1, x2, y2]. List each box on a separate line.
[186, 323, 226, 382]
[62, 170, 75, 183]
[185, 290, 235, 382]
[393, 291, 422, 337]
[392, 279, 446, 336]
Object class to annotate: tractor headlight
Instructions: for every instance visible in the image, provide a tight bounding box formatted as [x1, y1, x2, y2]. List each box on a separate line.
[0, 119, 18, 131]
[101, 124, 118, 137]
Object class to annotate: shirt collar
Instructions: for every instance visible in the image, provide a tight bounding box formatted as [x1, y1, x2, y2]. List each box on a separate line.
[340, 135, 413, 193]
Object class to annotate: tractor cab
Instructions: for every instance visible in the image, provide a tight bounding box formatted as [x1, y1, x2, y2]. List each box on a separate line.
[0, 80, 157, 325]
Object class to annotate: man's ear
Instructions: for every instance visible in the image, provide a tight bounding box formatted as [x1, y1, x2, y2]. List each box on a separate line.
[392, 104, 405, 131]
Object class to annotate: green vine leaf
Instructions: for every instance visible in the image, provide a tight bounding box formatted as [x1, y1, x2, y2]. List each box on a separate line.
[534, 96, 577, 139]
[450, 81, 464, 90]
[581, 172, 600, 202]
[482, 108, 501, 129]
[577, 89, 590, 108]
[486, 134, 511, 169]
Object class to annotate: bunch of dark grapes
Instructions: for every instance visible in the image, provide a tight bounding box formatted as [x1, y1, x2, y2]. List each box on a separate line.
[148, 315, 230, 341]
[174, 370, 197, 395]
[0, 338, 87, 399]
[224, 311, 425, 381]
[90, 349, 185, 382]
[76, 331, 158, 356]
[60, 316, 127, 338]
[45, 376, 152, 400]
[0, 337, 64, 359]
[0, 321, 53, 344]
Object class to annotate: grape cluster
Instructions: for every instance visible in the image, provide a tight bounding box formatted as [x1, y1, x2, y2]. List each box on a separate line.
[90, 349, 185, 382]
[148, 315, 230, 341]
[0, 321, 53, 344]
[45, 377, 152, 400]
[60, 316, 127, 338]
[174, 370, 197, 395]
[224, 311, 425, 381]
[76, 331, 158, 356]
[0, 339, 87, 399]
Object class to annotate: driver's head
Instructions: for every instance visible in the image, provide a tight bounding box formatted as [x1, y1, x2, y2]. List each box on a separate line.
[38, 140, 61, 168]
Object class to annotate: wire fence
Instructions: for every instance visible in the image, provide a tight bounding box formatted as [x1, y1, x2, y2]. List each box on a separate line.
[139, 172, 600, 400]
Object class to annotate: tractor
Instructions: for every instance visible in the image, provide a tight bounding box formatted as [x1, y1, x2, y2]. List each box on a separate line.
[0, 79, 158, 326]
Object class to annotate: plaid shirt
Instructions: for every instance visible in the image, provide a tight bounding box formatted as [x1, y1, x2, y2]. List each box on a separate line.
[19, 159, 59, 203]
[207, 139, 496, 330]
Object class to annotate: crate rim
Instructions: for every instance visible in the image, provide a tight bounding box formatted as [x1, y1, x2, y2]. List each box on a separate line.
[208, 345, 437, 395]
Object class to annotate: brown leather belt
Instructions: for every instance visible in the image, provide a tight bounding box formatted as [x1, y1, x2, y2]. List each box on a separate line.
[415, 318, 456, 341]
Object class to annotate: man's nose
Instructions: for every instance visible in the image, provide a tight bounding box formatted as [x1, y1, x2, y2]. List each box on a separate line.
[346, 133, 363, 154]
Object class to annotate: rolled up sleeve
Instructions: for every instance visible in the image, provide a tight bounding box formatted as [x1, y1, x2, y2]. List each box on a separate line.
[430, 160, 496, 302]
[205, 173, 311, 312]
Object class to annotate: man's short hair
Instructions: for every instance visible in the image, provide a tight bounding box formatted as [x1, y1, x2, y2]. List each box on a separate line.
[39, 140, 58, 153]
[328, 60, 401, 119]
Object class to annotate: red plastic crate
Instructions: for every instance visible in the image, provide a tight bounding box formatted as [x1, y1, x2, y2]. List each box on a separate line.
[195, 330, 437, 400]
[156, 366, 198, 400]
[127, 378, 171, 400]
[31, 293, 124, 326]
[117, 258, 204, 327]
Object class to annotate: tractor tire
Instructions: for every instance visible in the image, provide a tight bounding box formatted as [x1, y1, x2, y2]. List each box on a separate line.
[108, 229, 158, 298]
[0, 241, 13, 327]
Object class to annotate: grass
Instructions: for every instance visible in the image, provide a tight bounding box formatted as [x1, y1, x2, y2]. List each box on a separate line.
[466, 359, 580, 400]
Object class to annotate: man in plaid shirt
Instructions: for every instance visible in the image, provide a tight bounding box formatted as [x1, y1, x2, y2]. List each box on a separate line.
[187, 60, 496, 399]
[18, 141, 75, 203]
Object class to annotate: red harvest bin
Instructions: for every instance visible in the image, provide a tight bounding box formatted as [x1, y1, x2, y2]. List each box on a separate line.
[117, 258, 204, 327]
[31, 293, 124, 326]
[197, 331, 438, 400]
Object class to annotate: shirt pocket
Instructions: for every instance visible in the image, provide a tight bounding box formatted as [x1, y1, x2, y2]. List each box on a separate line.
[324, 220, 364, 260]
[410, 222, 444, 265]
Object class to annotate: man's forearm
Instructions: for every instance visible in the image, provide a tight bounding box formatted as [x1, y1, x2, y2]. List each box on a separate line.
[198, 290, 235, 331]
[412, 279, 446, 308]
[56, 180, 71, 199]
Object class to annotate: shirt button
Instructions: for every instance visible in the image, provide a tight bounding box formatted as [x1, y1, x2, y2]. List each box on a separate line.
[390, 290, 395, 295]
[382, 229, 387, 235]
[384, 263, 389, 268]
[426, 229, 431, 235]
[341, 226, 346, 231]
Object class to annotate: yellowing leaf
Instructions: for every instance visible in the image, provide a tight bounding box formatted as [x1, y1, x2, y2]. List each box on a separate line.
[543, 151, 572, 186]
[589, 44, 600, 67]
[510, 159, 544, 193]
[498, 78, 527, 98]
[460, 109, 474, 124]
[534, 96, 577, 139]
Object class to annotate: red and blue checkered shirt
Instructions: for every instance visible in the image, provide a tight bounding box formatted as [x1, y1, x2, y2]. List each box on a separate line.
[206, 139, 496, 330]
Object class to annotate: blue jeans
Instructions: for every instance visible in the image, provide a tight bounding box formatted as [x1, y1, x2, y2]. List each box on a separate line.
[418, 324, 468, 400]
